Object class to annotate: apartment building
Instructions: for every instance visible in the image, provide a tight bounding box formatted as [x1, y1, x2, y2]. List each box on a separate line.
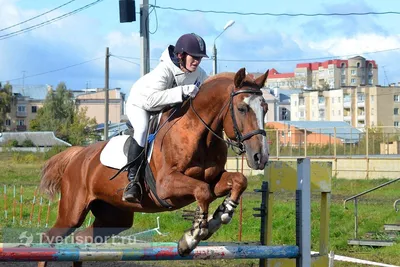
[3, 86, 125, 132]
[266, 56, 378, 90]
[262, 88, 295, 122]
[290, 85, 400, 129]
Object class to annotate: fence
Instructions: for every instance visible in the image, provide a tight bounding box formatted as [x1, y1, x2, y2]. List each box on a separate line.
[266, 126, 400, 158]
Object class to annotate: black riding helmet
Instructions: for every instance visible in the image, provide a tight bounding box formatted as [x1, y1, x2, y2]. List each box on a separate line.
[174, 33, 209, 58]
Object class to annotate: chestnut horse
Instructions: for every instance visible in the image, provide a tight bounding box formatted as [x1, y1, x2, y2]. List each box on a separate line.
[38, 68, 269, 267]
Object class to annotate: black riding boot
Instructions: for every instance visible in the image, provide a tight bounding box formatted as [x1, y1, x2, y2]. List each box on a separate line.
[123, 138, 144, 203]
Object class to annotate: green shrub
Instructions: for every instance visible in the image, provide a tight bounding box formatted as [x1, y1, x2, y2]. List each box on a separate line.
[21, 139, 35, 147]
[6, 139, 19, 147]
[43, 146, 68, 160]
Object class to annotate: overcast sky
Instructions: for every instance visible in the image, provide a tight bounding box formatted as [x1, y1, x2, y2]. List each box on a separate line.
[1, 0, 400, 96]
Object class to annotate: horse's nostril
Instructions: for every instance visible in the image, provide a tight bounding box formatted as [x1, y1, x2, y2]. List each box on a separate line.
[253, 153, 260, 163]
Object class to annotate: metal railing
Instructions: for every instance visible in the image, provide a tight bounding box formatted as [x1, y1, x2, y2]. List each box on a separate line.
[394, 199, 400, 212]
[343, 178, 400, 239]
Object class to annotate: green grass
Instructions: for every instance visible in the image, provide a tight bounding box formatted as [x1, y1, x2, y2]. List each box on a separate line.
[0, 152, 399, 266]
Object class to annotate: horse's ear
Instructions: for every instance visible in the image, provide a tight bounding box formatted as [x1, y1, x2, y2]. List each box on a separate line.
[255, 69, 269, 88]
[234, 68, 246, 88]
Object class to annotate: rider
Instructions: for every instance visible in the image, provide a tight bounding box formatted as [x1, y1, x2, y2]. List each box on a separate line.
[123, 33, 209, 203]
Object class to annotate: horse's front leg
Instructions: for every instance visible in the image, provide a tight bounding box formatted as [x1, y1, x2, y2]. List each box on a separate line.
[204, 171, 248, 240]
[157, 171, 214, 256]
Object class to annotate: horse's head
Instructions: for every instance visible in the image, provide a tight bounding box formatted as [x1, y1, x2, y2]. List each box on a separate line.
[224, 68, 269, 170]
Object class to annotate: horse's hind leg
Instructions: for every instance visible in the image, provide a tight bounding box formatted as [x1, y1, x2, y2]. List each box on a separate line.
[204, 171, 248, 240]
[74, 200, 134, 243]
[38, 187, 90, 267]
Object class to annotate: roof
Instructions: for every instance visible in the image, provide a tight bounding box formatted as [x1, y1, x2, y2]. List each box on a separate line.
[277, 121, 362, 143]
[268, 68, 294, 79]
[295, 56, 377, 70]
[12, 85, 49, 100]
[0, 132, 71, 147]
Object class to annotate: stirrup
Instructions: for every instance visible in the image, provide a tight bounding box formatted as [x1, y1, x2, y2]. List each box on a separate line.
[122, 181, 143, 203]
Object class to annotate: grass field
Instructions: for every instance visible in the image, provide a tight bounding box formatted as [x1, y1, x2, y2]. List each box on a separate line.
[0, 151, 399, 266]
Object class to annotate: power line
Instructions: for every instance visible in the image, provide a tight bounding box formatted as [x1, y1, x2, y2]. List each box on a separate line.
[151, 5, 400, 17]
[0, 0, 104, 40]
[113, 46, 400, 64]
[0, 56, 104, 83]
[0, 0, 77, 33]
[111, 55, 141, 66]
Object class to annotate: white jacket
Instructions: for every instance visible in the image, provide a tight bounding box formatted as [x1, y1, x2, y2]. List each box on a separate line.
[127, 45, 208, 111]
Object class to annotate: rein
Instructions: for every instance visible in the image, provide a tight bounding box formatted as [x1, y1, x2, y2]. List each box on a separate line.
[190, 88, 266, 155]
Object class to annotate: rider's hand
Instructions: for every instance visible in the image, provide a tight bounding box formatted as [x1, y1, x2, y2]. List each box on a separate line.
[181, 84, 199, 98]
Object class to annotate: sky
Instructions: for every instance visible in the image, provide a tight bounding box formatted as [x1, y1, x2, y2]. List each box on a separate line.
[1, 0, 400, 97]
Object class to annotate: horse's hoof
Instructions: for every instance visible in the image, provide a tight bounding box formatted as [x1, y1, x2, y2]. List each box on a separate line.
[177, 236, 193, 257]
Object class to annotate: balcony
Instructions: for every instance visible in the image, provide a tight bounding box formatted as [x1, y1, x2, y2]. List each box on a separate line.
[357, 114, 365, 120]
[16, 125, 27, 132]
[357, 101, 365, 108]
[16, 111, 27, 117]
[344, 115, 351, 121]
[343, 101, 351, 108]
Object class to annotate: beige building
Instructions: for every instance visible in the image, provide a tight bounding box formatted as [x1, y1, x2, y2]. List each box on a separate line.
[290, 85, 400, 129]
[4, 95, 43, 132]
[3, 87, 125, 132]
[74, 88, 126, 125]
[266, 56, 378, 90]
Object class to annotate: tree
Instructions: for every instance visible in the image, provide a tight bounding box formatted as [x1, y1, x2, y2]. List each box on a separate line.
[0, 82, 13, 131]
[30, 82, 98, 145]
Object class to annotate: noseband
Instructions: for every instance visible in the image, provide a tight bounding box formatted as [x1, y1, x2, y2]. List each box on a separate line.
[190, 88, 266, 155]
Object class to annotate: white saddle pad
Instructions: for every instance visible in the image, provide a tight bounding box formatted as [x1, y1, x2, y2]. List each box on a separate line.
[100, 135, 130, 170]
[100, 114, 162, 170]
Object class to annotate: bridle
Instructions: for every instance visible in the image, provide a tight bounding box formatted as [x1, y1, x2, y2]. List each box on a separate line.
[190, 88, 266, 155]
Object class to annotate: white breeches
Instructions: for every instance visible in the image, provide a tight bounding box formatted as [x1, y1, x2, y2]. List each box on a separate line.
[126, 104, 150, 147]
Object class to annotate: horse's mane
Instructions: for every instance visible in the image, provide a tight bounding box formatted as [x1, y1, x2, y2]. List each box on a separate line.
[203, 72, 262, 91]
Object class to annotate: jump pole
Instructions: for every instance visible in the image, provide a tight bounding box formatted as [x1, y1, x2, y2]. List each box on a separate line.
[0, 243, 299, 261]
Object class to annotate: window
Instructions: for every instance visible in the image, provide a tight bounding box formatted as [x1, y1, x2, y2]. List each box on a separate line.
[300, 111, 305, 117]
[394, 95, 400, 102]
[312, 99, 314, 105]
[17, 120, 25, 126]
[371, 95, 374, 103]
[31, 106, 37, 113]
[332, 110, 335, 116]
[395, 121, 400, 127]
[17, 105, 26, 112]
[395, 108, 399, 115]
[338, 97, 341, 103]
[5, 119, 11, 126]
[312, 111, 315, 117]
[351, 70, 356, 75]
[332, 98, 335, 104]
[368, 78, 373, 85]
[341, 63, 345, 68]
[371, 108, 374, 115]
[351, 78, 356, 84]
[281, 108, 288, 120]
[294, 100, 297, 106]
[341, 78, 346, 84]
[357, 62, 361, 68]
[338, 110, 341, 116]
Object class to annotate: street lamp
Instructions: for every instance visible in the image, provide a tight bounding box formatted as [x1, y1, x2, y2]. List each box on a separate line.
[213, 20, 235, 75]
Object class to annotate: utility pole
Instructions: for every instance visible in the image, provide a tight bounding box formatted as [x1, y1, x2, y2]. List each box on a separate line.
[140, 0, 150, 76]
[22, 71, 26, 95]
[212, 45, 217, 75]
[104, 47, 110, 140]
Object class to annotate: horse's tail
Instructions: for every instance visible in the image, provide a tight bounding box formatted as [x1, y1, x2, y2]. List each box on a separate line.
[39, 146, 84, 199]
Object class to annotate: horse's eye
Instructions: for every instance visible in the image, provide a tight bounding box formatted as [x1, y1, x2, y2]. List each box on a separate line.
[237, 105, 248, 114]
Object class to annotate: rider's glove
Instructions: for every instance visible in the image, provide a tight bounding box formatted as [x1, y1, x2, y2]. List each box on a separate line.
[181, 84, 199, 99]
